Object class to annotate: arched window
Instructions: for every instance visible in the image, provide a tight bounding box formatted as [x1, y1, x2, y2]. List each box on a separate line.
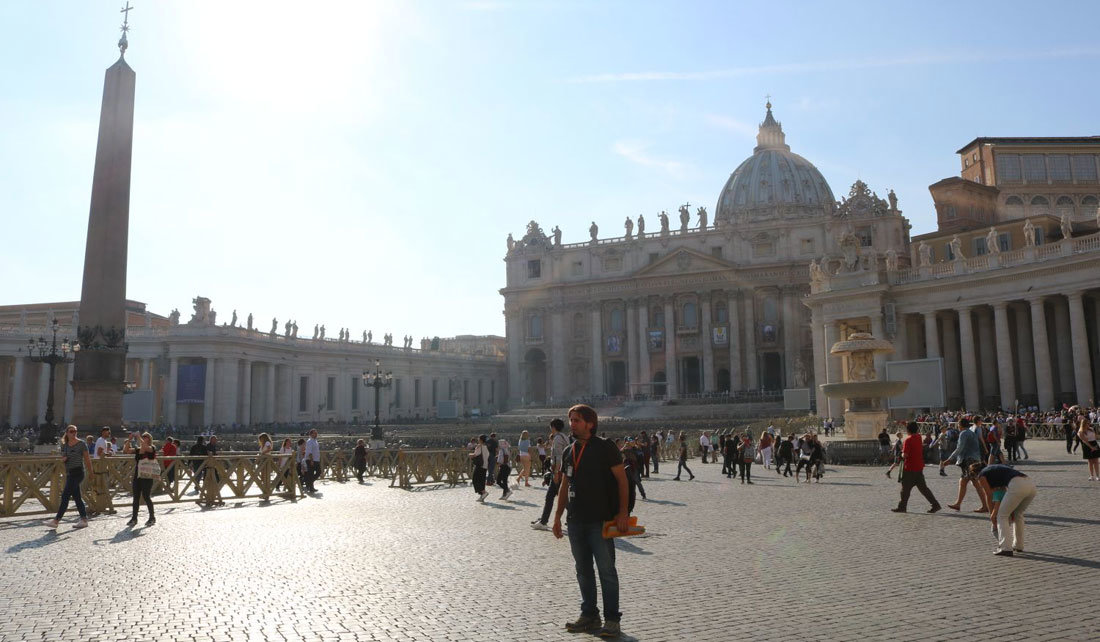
[610, 308, 624, 332]
[682, 302, 697, 328]
[528, 314, 542, 340]
[1030, 195, 1050, 217]
[1056, 195, 1075, 219]
[1004, 195, 1024, 205]
[572, 312, 585, 339]
[716, 304, 729, 324]
[762, 296, 778, 322]
[654, 309, 665, 328]
[1030, 195, 1049, 206]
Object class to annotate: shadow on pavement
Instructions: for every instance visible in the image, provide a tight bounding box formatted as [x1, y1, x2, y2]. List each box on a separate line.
[93, 527, 145, 546]
[640, 498, 685, 506]
[1023, 552, 1100, 569]
[6, 530, 68, 553]
[486, 503, 518, 510]
[614, 539, 652, 556]
[1027, 513, 1100, 526]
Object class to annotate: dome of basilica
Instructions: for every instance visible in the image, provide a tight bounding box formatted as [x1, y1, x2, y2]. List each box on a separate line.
[716, 104, 835, 221]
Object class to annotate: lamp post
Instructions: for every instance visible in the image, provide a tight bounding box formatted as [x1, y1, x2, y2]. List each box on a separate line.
[27, 319, 78, 442]
[362, 359, 393, 443]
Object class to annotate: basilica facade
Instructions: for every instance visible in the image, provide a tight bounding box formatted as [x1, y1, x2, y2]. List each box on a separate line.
[501, 106, 1100, 413]
[500, 105, 910, 407]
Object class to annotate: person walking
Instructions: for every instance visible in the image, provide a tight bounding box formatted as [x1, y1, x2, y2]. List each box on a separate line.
[353, 439, 368, 482]
[970, 462, 1037, 556]
[553, 404, 629, 638]
[276, 437, 294, 491]
[891, 422, 941, 514]
[758, 431, 774, 470]
[304, 429, 321, 492]
[470, 434, 489, 502]
[516, 430, 533, 487]
[127, 432, 158, 527]
[496, 439, 514, 500]
[161, 435, 179, 485]
[776, 434, 794, 477]
[188, 436, 207, 490]
[1078, 415, 1100, 480]
[532, 418, 568, 530]
[722, 434, 736, 478]
[885, 430, 904, 479]
[673, 432, 694, 481]
[46, 425, 92, 530]
[649, 433, 660, 475]
[638, 430, 650, 478]
[486, 432, 499, 484]
[699, 431, 712, 464]
[941, 418, 990, 513]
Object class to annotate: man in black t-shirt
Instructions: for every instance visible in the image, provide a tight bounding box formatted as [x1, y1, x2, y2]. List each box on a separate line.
[553, 404, 629, 638]
[486, 432, 499, 484]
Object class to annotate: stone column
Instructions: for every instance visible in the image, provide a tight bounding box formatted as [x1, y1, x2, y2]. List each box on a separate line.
[240, 359, 253, 426]
[727, 293, 742, 391]
[743, 291, 759, 389]
[549, 305, 567, 403]
[265, 363, 276, 423]
[870, 313, 887, 381]
[977, 308, 998, 403]
[1068, 291, 1096, 406]
[894, 313, 909, 361]
[663, 298, 678, 398]
[10, 356, 25, 425]
[783, 289, 799, 387]
[36, 363, 50, 425]
[504, 310, 522, 407]
[923, 311, 941, 358]
[1028, 298, 1055, 410]
[823, 322, 842, 418]
[63, 362, 76, 424]
[589, 303, 604, 395]
[700, 294, 714, 392]
[811, 307, 827, 413]
[279, 365, 294, 422]
[1052, 298, 1074, 398]
[143, 358, 153, 389]
[942, 314, 960, 407]
[203, 358, 216, 427]
[1014, 304, 1037, 401]
[992, 302, 1017, 410]
[956, 306, 980, 411]
[165, 357, 178, 425]
[625, 299, 639, 398]
[637, 301, 651, 393]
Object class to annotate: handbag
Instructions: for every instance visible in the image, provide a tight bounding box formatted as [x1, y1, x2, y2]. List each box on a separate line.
[137, 458, 161, 480]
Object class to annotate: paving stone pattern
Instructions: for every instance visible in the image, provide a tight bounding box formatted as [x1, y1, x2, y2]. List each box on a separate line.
[1, 441, 1097, 641]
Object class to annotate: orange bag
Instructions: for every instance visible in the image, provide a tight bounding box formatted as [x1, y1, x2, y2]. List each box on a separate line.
[602, 516, 646, 538]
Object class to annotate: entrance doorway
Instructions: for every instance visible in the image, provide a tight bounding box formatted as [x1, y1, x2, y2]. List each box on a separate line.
[524, 349, 547, 404]
[607, 361, 627, 396]
[717, 368, 730, 393]
[681, 356, 701, 394]
[762, 352, 783, 391]
[653, 371, 667, 398]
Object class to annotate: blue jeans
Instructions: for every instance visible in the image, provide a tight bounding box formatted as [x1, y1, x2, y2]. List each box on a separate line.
[566, 520, 620, 621]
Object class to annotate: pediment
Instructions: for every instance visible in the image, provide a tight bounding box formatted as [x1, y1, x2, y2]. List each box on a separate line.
[634, 247, 733, 277]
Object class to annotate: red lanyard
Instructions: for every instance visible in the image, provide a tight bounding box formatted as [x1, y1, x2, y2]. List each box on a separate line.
[572, 441, 588, 472]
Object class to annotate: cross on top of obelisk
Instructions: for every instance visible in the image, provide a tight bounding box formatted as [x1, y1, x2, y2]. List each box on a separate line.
[118, 2, 133, 57]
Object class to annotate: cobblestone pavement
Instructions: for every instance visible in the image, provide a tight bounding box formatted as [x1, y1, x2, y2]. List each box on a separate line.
[1, 440, 1097, 642]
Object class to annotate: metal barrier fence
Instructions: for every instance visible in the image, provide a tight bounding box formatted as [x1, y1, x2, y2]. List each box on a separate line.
[913, 421, 1071, 440]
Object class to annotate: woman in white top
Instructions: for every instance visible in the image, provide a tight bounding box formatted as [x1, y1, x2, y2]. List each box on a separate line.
[516, 430, 532, 487]
[1077, 416, 1100, 480]
[275, 438, 294, 491]
[258, 432, 273, 454]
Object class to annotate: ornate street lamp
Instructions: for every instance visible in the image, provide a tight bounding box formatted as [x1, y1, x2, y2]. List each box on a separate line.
[361, 359, 393, 442]
[27, 319, 78, 443]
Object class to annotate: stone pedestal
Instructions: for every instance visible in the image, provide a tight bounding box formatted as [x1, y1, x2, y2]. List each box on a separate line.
[843, 410, 889, 440]
[71, 380, 124, 430]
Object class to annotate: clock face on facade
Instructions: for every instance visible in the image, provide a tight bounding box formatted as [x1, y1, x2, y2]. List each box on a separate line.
[850, 196, 872, 217]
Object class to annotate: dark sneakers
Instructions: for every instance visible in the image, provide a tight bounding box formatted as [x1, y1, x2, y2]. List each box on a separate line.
[599, 620, 621, 638]
[565, 615, 602, 633]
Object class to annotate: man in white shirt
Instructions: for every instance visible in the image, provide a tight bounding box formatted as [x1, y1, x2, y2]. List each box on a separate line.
[699, 432, 711, 463]
[93, 427, 111, 459]
[304, 429, 321, 492]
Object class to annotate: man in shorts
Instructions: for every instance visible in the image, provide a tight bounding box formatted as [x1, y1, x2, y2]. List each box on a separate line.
[940, 418, 989, 513]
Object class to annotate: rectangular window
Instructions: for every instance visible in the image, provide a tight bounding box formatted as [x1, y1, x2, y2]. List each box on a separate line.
[710, 246, 723, 258]
[571, 261, 583, 276]
[394, 379, 402, 408]
[326, 377, 335, 411]
[995, 153, 1021, 183]
[1034, 227, 1044, 246]
[1072, 155, 1098, 182]
[298, 376, 309, 413]
[654, 309, 665, 328]
[973, 237, 988, 256]
[414, 379, 421, 407]
[432, 379, 438, 405]
[351, 377, 359, 410]
[716, 305, 728, 324]
[800, 238, 814, 254]
[1022, 154, 1046, 182]
[1048, 154, 1072, 182]
[998, 233, 1011, 252]
[856, 227, 873, 247]
[945, 243, 954, 261]
[648, 253, 659, 264]
[943, 205, 956, 219]
[526, 260, 542, 279]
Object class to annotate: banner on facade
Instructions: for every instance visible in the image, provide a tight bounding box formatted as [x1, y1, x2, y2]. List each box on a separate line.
[606, 335, 621, 354]
[647, 330, 664, 351]
[712, 326, 728, 345]
[176, 363, 206, 404]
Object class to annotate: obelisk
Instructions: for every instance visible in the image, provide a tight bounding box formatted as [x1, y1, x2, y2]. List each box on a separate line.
[71, 9, 136, 429]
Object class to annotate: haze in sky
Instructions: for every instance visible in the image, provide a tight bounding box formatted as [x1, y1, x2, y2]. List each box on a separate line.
[2, 1, 1098, 339]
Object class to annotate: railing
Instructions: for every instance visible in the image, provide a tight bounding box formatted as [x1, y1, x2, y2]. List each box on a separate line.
[913, 421, 1071, 440]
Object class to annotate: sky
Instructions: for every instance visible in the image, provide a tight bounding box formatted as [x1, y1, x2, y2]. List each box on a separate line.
[2, 0, 1099, 339]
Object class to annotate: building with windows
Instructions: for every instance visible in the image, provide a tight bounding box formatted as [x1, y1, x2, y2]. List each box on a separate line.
[500, 104, 911, 406]
[0, 299, 506, 428]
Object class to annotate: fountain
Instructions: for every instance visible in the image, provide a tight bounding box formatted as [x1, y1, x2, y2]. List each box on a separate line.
[819, 332, 908, 439]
